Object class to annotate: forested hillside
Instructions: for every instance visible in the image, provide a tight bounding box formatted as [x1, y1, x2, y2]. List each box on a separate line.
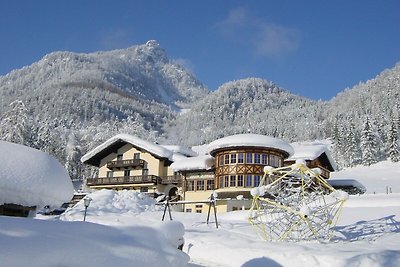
[164, 78, 325, 145]
[325, 63, 400, 168]
[0, 41, 398, 185]
[0, 41, 208, 184]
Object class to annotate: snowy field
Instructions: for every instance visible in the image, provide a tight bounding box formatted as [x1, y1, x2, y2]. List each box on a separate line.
[1, 161, 400, 266]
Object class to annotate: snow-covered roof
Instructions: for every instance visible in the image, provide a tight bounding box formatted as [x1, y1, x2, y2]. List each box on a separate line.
[171, 155, 215, 171]
[0, 141, 74, 208]
[171, 153, 188, 162]
[81, 134, 174, 165]
[161, 145, 198, 157]
[287, 141, 337, 171]
[328, 179, 366, 194]
[207, 134, 294, 157]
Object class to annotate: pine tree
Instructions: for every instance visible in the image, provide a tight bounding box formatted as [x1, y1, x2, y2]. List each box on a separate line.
[388, 117, 399, 162]
[0, 100, 32, 145]
[65, 133, 83, 182]
[361, 117, 378, 166]
[345, 119, 360, 167]
[331, 120, 345, 168]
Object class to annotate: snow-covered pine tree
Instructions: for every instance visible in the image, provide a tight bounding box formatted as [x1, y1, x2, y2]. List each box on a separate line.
[0, 100, 32, 145]
[388, 117, 399, 162]
[345, 118, 360, 167]
[331, 120, 345, 168]
[65, 132, 83, 182]
[361, 117, 378, 166]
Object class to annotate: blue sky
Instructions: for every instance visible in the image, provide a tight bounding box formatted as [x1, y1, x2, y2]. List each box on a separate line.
[0, 1, 399, 100]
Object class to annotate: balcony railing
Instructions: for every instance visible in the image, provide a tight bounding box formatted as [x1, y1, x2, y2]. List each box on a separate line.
[106, 159, 145, 169]
[87, 175, 160, 186]
[317, 165, 330, 178]
[160, 175, 182, 185]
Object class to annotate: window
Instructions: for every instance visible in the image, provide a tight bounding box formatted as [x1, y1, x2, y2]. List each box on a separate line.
[224, 154, 230, 165]
[133, 153, 140, 159]
[262, 154, 268, 165]
[237, 175, 243, 187]
[246, 153, 253, 164]
[245, 175, 252, 187]
[117, 154, 123, 161]
[142, 169, 148, 176]
[196, 180, 204, 191]
[196, 204, 202, 213]
[219, 177, 224, 188]
[219, 155, 224, 166]
[185, 208, 192, 213]
[124, 170, 130, 177]
[186, 180, 194, 191]
[231, 154, 236, 164]
[230, 175, 236, 187]
[254, 153, 261, 164]
[238, 153, 244, 163]
[207, 180, 214, 190]
[106, 171, 113, 178]
[140, 187, 148, 192]
[270, 155, 282, 167]
[224, 176, 229, 187]
[232, 207, 239, 211]
[254, 175, 261, 187]
[230, 153, 237, 164]
[269, 154, 276, 167]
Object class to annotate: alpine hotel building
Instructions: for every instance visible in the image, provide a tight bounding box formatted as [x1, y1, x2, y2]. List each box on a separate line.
[81, 133, 337, 213]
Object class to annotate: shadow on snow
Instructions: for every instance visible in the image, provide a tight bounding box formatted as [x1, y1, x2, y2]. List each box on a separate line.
[333, 215, 400, 242]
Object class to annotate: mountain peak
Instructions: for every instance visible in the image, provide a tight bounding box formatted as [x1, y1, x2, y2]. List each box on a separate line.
[146, 39, 160, 48]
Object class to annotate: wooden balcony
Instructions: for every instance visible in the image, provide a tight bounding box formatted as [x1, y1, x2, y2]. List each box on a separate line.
[106, 159, 145, 169]
[317, 165, 330, 179]
[160, 175, 182, 185]
[86, 175, 160, 186]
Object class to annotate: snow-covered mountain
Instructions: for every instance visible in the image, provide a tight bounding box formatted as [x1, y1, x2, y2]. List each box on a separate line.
[166, 65, 399, 169]
[0, 41, 398, 179]
[164, 78, 325, 146]
[0, 40, 208, 138]
[0, 41, 209, 178]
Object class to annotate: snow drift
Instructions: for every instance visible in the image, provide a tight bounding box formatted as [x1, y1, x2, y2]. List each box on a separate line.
[0, 141, 74, 208]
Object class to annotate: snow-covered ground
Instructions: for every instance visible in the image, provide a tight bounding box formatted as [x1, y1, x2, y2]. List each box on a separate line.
[331, 161, 400, 194]
[1, 161, 400, 266]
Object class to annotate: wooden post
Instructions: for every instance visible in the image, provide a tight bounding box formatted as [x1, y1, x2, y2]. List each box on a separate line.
[162, 196, 172, 221]
[206, 193, 218, 228]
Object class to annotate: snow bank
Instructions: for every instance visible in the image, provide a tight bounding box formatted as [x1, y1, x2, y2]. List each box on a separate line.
[0, 141, 73, 208]
[0, 216, 189, 267]
[207, 134, 294, 156]
[61, 190, 160, 222]
[345, 193, 400, 207]
[159, 221, 185, 248]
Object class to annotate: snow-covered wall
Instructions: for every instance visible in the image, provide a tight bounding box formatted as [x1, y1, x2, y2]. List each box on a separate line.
[0, 141, 74, 208]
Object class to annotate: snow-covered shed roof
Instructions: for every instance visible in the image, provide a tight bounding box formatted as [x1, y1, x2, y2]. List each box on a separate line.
[286, 141, 337, 171]
[81, 134, 174, 166]
[328, 179, 366, 195]
[207, 134, 294, 157]
[0, 141, 74, 208]
[171, 155, 215, 171]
